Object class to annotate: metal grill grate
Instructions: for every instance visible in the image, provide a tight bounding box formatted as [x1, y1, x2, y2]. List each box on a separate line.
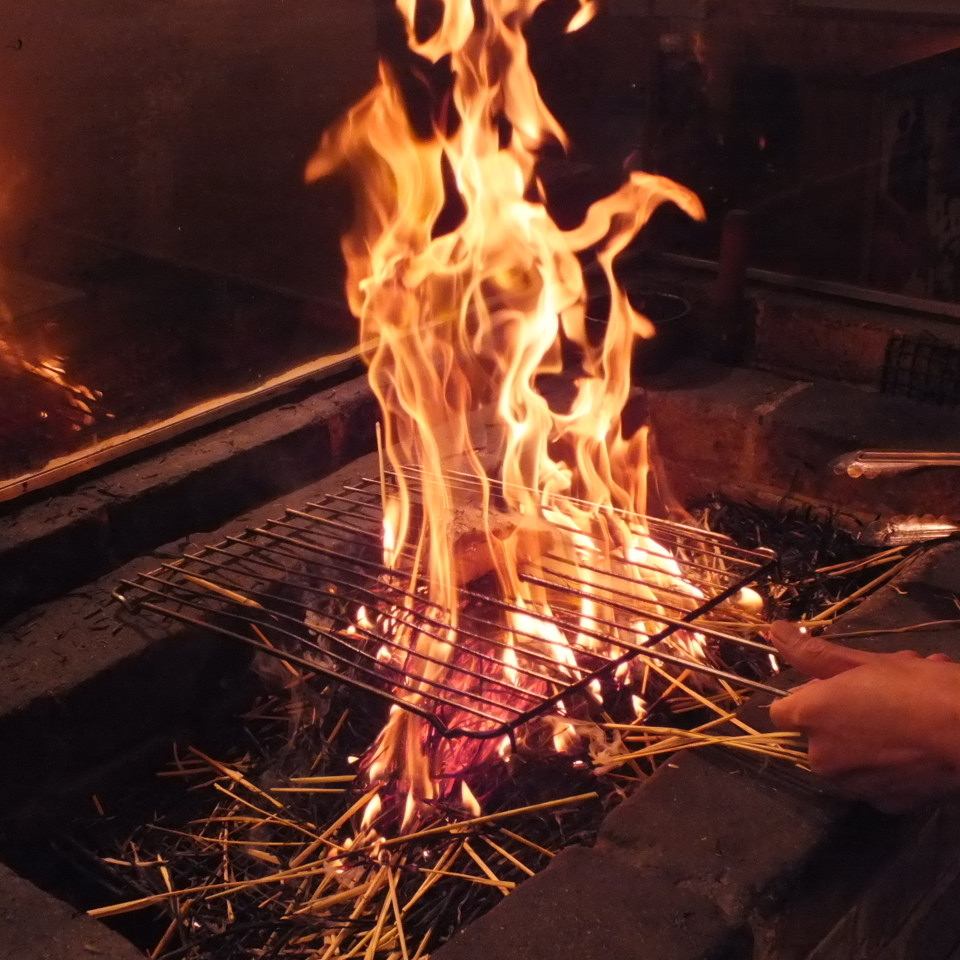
[882, 335, 960, 406]
[114, 471, 778, 740]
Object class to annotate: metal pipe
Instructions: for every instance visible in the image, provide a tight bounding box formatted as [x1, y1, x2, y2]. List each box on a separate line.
[658, 251, 960, 321]
[833, 449, 960, 479]
[862, 517, 960, 547]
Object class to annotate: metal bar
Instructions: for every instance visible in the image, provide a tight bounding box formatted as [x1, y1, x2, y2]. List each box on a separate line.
[171, 553, 570, 699]
[247, 520, 722, 676]
[392, 466, 772, 561]
[534, 564, 775, 653]
[147, 564, 543, 715]
[833, 450, 960, 479]
[351, 623, 546, 709]
[115, 474, 781, 739]
[519, 570, 774, 652]
[304, 492, 386, 521]
[124, 569, 572, 726]
[311, 474, 769, 577]
[541, 551, 738, 604]
[539, 518, 763, 575]
[235, 534, 600, 682]
[657, 251, 960, 322]
[547, 595, 776, 658]
[193, 532, 599, 686]
[302, 482, 764, 586]
[214, 533, 607, 675]
[286, 511, 382, 546]
[153, 537, 765, 686]
[398, 491, 763, 576]
[505, 559, 784, 719]
[111, 581, 492, 727]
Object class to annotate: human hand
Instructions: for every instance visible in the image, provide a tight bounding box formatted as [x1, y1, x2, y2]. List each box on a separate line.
[768, 621, 960, 813]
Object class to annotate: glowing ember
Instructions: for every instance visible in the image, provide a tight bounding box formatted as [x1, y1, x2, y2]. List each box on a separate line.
[0, 294, 100, 428]
[310, 0, 706, 826]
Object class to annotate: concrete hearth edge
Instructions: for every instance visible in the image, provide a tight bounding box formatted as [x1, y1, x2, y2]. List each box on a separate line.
[0, 860, 143, 960]
[646, 359, 960, 525]
[0, 452, 389, 958]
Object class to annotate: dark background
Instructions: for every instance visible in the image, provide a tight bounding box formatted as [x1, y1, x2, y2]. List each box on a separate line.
[0, 0, 376, 294]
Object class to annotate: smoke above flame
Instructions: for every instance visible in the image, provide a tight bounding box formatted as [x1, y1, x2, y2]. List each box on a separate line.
[309, 0, 705, 828]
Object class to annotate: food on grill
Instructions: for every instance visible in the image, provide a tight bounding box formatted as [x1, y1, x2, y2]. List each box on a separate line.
[451, 505, 558, 587]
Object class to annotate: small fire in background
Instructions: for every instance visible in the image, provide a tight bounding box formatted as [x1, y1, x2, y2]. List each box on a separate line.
[308, 0, 718, 833]
[0, 289, 101, 432]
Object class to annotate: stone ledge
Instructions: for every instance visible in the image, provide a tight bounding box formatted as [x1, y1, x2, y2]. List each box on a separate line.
[647, 359, 960, 522]
[754, 288, 960, 389]
[0, 449, 383, 828]
[630, 257, 960, 390]
[816, 541, 960, 658]
[806, 805, 960, 960]
[597, 750, 843, 924]
[0, 861, 142, 960]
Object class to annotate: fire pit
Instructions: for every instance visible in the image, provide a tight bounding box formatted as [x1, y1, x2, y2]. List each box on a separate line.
[5, 2, 960, 959]
[2, 439, 960, 960]
[48, 459, 826, 953]
[113, 471, 777, 744]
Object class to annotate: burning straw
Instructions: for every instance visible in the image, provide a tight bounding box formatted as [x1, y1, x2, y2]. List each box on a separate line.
[90, 685, 602, 958]
[89, 511, 918, 959]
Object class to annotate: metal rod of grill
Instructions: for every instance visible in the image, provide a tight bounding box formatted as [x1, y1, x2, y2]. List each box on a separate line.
[113, 472, 781, 739]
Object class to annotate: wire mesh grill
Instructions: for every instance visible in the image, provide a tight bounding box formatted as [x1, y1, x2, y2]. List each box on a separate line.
[882, 334, 960, 406]
[114, 471, 777, 740]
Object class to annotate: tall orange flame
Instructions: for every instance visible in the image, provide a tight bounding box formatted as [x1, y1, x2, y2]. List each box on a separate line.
[0, 298, 99, 428]
[309, 0, 705, 826]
